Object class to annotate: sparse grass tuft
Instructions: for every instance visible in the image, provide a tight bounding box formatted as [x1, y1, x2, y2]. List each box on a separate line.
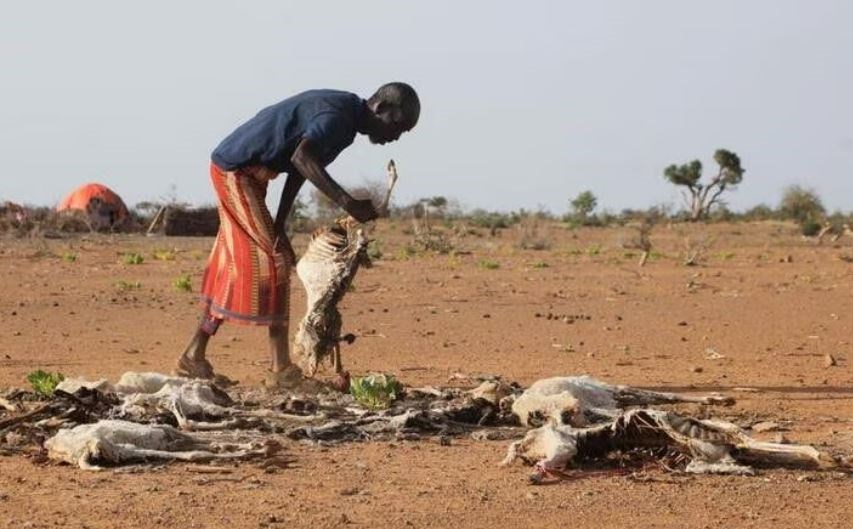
[116, 280, 142, 291]
[122, 252, 144, 265]
[586, 244, 601, 256]
[531, 260, 549, 269]
[62, 252, 77, 262]
[173, 274, 192, 293]
[153, 248, 176, 261]
[478, 259, 500, 270]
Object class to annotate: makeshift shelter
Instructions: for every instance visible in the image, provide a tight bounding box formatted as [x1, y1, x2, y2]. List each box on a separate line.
[57, 183, 129, 231]
[145, 205, 219, 236]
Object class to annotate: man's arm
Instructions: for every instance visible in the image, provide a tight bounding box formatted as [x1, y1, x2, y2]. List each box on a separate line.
[273, 172, 305, 238]
[270, 171, 305, 267]
[290, 138, 378, 223]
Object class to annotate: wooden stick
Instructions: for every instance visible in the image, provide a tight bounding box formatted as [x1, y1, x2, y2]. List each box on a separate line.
[146, 205, 167, 236]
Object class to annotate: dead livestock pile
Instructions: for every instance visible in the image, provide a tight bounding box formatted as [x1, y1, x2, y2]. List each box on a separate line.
[2, 372, 849, 481]
[0, 371, 518, 470]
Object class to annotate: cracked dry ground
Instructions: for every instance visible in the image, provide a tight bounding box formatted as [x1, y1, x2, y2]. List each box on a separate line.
[1, 221, 851, 529]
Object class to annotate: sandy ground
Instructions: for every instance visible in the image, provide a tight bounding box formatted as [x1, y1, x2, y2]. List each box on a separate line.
[1, 220, 852, 529]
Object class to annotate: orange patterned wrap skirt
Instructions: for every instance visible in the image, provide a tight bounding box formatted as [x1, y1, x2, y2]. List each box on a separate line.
[200, 163, 289, 326]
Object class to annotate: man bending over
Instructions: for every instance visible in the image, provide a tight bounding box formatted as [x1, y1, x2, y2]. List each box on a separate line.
[175, 82, 420, 387]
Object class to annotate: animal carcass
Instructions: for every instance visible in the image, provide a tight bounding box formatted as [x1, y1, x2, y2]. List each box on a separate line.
[501, 409, 843, 480]
[509, 375, 733, 427]
[45, 419, 265, 470]
[294, 160, 398, 377]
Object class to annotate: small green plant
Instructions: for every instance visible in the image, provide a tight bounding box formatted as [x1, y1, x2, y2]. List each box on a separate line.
[349, 373, 404, 409]
[62, 252, 77, 262]
[122, 252, 144, 265]
[153, 249, 176, 261]
[718, 251, 736, 260]
[26, 370, 65, 397]
[173, 274, 192, 292]
[397, 246, 417, 260]
[585, 244, 601, 256]
[531, 260, 549, 269]
[116, 280, 142, 291]
[478, 259, 500, 270]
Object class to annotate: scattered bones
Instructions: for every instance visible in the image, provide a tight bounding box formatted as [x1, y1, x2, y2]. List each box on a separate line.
[501, 408, 847, 481]
[293, 160, 398, 376]
[3, 372, 848, 479]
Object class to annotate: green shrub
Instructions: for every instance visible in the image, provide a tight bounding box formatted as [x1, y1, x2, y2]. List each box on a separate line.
[349, 374, 403, 409]
[801, 220, 822, 237]
[122, 252, 144, 265]
[26, 370, 65, 397]
[477, 259, 500, 270]
[173, 274, 192, 292]
[62, 252, 77, 262]
[779, 186, 825, 224]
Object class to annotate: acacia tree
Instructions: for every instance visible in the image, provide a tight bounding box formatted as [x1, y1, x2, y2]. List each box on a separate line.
[570, 190, 598, 222]
[664, 149, 744, 221]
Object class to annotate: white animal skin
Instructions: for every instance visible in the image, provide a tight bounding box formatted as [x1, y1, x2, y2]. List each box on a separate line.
[510, 375, 733, 427]
[501, 409, 840, 477]
[45, 420, 259, 470]
[293, 160, 398, 376]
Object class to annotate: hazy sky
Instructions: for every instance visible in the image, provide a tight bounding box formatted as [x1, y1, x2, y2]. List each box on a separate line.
[2, 1, 851, 215]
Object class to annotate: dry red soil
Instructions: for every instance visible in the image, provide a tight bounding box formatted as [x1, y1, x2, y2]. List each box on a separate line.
[1, 221, 851, 528]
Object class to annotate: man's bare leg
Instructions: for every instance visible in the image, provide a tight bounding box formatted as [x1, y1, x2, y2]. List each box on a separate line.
[175, 312, 220, 379]
[264, 324, 303, 388]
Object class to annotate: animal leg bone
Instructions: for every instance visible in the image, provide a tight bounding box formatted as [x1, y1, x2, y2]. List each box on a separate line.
[377, 159, 399, 215]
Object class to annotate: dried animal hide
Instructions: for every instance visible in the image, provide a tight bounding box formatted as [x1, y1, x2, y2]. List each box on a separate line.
[293, 160, 398, 377]
[510, 375, 733, 427]
[293, 220, 370, 376]
[45, 419, 265, 470]
[502, 409, 843, 480]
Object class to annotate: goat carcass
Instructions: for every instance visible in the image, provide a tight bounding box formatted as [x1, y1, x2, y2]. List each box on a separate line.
[45, 419, 266, 470]
[509, 375, 733, 427]
[294, 160, 398, 377]
[501, 409, 842, 480]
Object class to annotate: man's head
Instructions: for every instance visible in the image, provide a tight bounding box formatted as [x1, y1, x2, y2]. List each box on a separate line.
[363, 82, 420, 145]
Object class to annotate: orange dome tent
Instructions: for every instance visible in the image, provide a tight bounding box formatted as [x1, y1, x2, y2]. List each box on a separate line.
[57, 183, 129, 230]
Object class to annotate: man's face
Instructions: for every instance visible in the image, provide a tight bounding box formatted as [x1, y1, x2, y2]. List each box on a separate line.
[368, 106, 412, 145]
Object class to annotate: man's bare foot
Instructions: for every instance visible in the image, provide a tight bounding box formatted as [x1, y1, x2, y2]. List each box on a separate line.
[263, 364, 305, 391]
[175, 355, 216, 379]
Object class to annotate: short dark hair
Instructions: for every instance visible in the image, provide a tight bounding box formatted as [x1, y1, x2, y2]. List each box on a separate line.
[369, 82, 420, 129]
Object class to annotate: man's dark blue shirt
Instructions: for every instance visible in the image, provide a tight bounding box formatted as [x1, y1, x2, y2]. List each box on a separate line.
[211, 89, 366, 174]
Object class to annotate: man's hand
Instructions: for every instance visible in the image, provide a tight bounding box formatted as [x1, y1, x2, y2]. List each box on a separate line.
[292, 139, 380, 223]
[347, 198, 379, 224]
